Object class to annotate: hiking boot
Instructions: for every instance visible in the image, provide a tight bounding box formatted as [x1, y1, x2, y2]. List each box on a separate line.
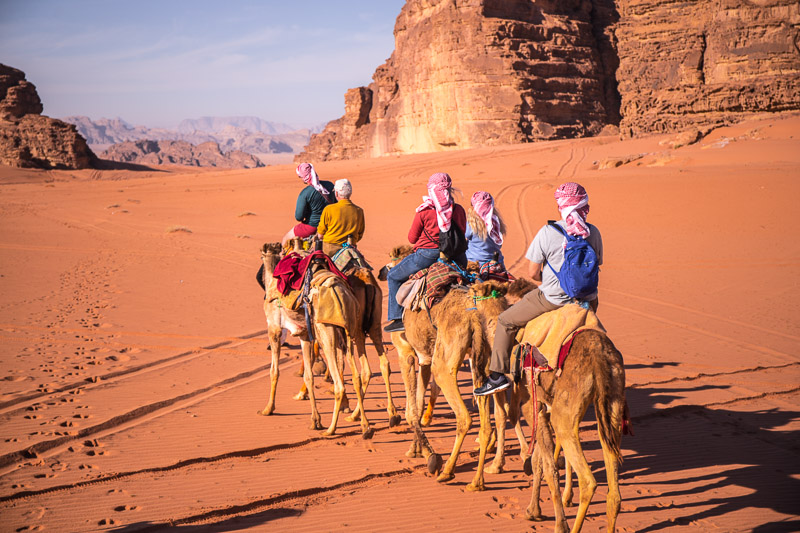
[383, 319, 405, 333]
[473, 372, 510, 396]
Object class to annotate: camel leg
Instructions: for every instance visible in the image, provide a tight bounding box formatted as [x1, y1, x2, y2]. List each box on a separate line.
[514, 382, 533, 463]
[466, 393, 492, 491]
[556, 424, 596, 533]
[373, 333, 401, 427]
[300, 338, 323, 430]
[599, 436, 621, 532]
[317, 326, 346, 437]
[345, 334, 374, 439]
[421, 376, 439, 427]
[558, 437, 575, 507]
[525, 408, 568, 533]
[258, 328, 283, 415]
[433, 360, 472, 483]
[397, 348, 424, 457]
[486, 392, 508, 474]
[346, 335, 368, 422]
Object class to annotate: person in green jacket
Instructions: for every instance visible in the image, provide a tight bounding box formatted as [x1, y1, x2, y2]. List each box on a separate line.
[281, 162, 334, 246]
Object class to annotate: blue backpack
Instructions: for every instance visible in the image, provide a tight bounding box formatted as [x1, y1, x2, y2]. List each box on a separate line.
[546, 221, 599, 300]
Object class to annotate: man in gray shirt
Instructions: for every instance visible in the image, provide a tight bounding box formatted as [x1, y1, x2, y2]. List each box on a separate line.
[474, 182, 603, 396]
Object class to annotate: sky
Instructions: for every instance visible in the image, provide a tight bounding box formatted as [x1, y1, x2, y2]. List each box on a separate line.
[0, 0, 405, 129]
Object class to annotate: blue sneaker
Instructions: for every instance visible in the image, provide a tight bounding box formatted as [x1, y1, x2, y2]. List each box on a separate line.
[473, 373, 510, 396]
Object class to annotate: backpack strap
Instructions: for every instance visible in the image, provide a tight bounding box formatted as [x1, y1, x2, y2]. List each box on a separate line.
[547, 220, 571, 239]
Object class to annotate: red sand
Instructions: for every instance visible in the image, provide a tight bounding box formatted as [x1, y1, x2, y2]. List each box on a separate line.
[1, 114, 798, 532]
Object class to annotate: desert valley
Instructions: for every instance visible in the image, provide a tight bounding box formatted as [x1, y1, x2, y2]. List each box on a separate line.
[1, 0, 799, 532]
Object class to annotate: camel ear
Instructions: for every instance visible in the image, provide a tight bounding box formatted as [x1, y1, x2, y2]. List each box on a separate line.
[262, 242, 282, 255]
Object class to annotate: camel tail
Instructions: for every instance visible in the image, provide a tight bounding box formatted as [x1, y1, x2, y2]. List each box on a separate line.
[591, 332, 626, 465]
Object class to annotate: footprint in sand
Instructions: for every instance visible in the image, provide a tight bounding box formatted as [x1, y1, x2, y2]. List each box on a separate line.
[107, 488, 129, 495]
[15, 525, 44, 531]
[113, 505, 140, 512]
[78, 464, 96, 470]
[97, 518, 116, 526]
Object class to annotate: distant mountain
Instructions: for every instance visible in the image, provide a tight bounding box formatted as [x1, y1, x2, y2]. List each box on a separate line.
[62, 116, 312, 162]
[176, 116, 296, 136]
[101, 140, 264, 169]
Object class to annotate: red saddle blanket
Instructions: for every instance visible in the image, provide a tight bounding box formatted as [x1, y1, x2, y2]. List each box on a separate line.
[273, 251, 348, 295]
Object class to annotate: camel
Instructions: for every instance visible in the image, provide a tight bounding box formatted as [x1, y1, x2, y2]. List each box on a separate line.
[257, 241, 373, 439]
[378, 246, 441, 428]
[391, 276, 514, 491]
[292, 237, 402, 427]
[523, 328, 627, 533]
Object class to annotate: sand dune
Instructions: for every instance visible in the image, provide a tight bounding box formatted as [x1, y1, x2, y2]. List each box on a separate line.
[1, 113, 798, 532]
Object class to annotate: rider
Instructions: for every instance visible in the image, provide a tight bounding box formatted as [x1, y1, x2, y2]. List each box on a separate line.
[281, 162, 335, 246]
[383, 172, 467, 333]
[473, 182, 603, 396]
[466, 191, 506, 267]
[316, 178, 365, 257]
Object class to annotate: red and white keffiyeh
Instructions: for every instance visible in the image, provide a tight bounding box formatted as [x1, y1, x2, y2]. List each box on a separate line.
[554, 182, 590, 238]
[296, 162, 330, 197]
[471, 191, 503, 246]
[416, 172, 453, 231]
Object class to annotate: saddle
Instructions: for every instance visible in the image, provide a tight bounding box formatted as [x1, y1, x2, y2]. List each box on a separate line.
[331, 244, 372, 275]
[514, 303, 605, 374]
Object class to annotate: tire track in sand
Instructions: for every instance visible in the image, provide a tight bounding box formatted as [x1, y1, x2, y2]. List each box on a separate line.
[0, 360, 277, 474]
[0, 329, 269, 415]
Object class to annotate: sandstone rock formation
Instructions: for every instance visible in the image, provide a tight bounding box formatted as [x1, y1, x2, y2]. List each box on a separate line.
[299, 0, 800, 161]
[615, 0, 800, 137]
[0, 64, 96, 169]
[100, 140, 265, 168]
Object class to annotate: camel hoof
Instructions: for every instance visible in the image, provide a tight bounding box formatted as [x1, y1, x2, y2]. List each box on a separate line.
[563, 496, 574, 508]
[362, 428, 375, 440]
[524, 509, 544, 522]
[293, 368, 304, 377]
[257, 406, 274, 416]
[311, 421, 323, 431]
[466, 482, 485, 492]
[406, 448, 422, 459]
[427, 453, 443, 475]
[485, 463, 503, 475]
[435, 471, 454, 483]
[388, 415, 402, 428]
[523, 456, 533, 476]
[292, 392, 308, 401]
[420, 413, 433, 427]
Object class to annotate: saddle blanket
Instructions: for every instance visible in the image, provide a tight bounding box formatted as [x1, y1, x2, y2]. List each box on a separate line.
[516, 303, 605, 369]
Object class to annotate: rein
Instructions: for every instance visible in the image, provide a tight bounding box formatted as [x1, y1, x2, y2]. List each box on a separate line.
[466, 289, 501, 311]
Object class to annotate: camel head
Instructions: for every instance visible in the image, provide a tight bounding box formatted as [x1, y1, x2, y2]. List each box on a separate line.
[378, 244, 414, 281]
[260, 241, 284, 277]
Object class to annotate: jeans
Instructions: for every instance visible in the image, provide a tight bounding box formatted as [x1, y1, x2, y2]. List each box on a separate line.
[387, 247, 440, 321]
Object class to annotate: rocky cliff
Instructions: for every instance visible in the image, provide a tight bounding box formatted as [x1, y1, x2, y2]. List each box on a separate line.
[300, 0, 800, 161]
[0, 64, 96, 169]
[301, 0, 619, 161]
[100, 140, 265, 169]
[616, 0, 800, 137]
